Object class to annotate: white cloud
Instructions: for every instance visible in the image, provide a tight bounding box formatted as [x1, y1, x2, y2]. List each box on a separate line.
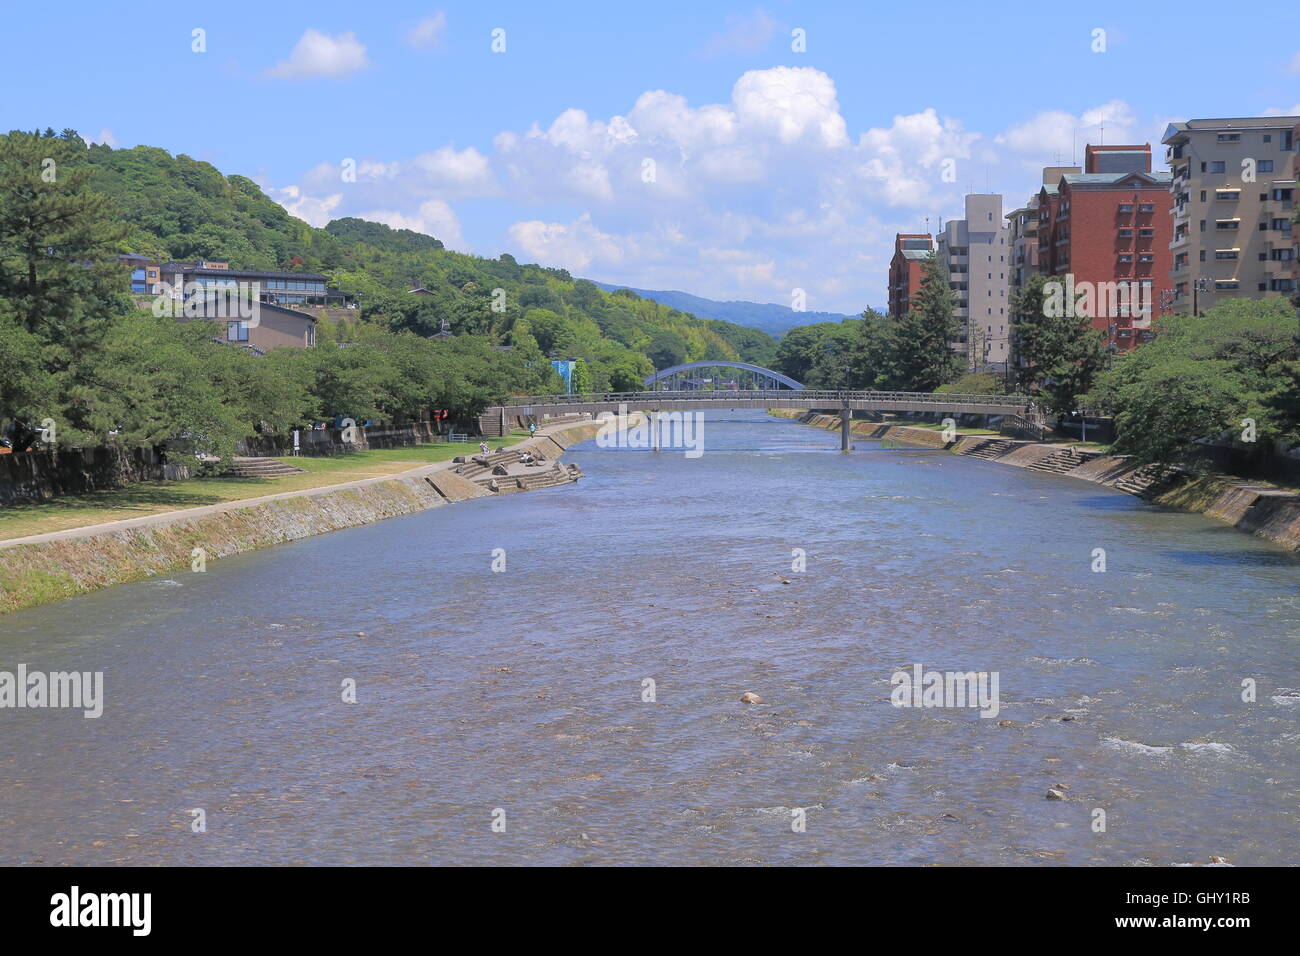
[268, 69, 1174, 311]
[508, 214, 631, 271]
[267, 29, 369, 80]
[996, 100, 1138, 166]
[1287, 50, 1300, 74]
[272, 185, 342, 227]
[361, 200, 465, 249]
[700, 9, 780, 58]
[90, 128, 117, 148]
[406, 13, 447, 51]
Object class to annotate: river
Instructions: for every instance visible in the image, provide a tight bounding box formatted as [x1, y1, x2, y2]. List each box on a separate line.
[1, 410, 1297, 865]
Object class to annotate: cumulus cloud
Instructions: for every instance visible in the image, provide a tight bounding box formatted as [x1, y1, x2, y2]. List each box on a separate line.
[405, 13, 447, 50]
[508, 214, 631, 271]
[267, 29, 369, 80]
[89, 128, 118, 148]
[269, 66, 1165, 311]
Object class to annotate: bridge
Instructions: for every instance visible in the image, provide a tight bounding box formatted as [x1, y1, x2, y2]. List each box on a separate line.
[643, 360, 805, 390]
[482, 388, 1036, 449]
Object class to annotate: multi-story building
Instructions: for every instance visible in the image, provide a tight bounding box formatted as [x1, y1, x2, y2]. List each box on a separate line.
[1162, 117, 1298, 314]
[887, 233, 934, 318]
[1294, 120, 1300, 295]
[1005, 199, 1039, 299]
[1036, 145, 1173, 351]
[935, 194, 1010, 368]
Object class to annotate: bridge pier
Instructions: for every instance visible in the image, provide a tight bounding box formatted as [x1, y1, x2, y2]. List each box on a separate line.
[841, 400, 851, 452]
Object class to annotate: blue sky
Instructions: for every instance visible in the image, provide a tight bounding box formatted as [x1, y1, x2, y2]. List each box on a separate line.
[2, 1, 1297, 312]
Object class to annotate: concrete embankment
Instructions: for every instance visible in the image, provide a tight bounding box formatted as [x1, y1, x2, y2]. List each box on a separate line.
[771, 408, 1300, 551]
[0, 416, 619, 615]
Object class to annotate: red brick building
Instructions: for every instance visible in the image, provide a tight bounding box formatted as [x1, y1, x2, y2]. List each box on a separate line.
[887, 233, 934, 317]
[1036, 144, 1174, 351]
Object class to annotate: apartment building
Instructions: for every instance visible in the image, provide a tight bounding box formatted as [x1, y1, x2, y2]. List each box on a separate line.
[1036, 145, 1173, 351]
[887, 233, 934, 318]
[1162, 117, 1298, 314]
[935, 194, 1010, 368]
[1005, 200, 1038, 299]
[1006, 166, 1080, 299]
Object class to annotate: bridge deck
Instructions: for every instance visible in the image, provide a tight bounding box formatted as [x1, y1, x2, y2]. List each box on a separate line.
[489, 390, 1034, 419]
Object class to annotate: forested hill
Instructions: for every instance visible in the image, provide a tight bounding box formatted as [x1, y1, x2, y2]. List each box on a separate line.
[590, 281, 855, 339]
[82, 141, 778, 385]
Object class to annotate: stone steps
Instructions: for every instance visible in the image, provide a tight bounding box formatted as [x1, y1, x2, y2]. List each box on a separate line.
[1027, 447, 1086, 475]
[1113, 463, 1178, 497]
[223, 457, 306, 478]
[963, 438, 1017, 460]
[474, 463, 579, 494]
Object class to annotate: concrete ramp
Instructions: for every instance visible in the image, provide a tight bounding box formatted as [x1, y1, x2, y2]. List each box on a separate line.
[425, 470, 490, 502]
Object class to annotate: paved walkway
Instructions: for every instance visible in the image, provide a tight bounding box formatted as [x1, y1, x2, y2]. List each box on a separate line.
[0, 417, 599, 552]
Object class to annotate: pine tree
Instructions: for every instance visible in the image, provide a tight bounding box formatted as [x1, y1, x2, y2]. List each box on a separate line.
[883, 251, 961, 391]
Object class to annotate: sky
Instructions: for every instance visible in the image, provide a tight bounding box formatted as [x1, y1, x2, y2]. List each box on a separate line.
[2, 0, 1298, 313]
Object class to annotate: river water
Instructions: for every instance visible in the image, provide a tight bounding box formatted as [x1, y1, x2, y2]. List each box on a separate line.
[1, 411, 1297, 865]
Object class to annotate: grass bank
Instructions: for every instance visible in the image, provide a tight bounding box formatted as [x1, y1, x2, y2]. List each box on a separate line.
[0, 430, 530, 542]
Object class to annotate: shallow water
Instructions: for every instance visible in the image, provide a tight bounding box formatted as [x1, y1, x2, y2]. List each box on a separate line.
[1, 411, 1297, 865]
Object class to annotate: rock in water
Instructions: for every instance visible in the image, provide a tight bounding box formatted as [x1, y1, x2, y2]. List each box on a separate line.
[1045, 788, 1067, 801]
[740, 692, 763, 704]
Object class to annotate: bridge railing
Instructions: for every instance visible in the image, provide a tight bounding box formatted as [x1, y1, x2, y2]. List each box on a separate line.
[500, 389, 1034, 409]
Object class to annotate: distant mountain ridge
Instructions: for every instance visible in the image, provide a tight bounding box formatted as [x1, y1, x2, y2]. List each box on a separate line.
[589, 281, 861, 338]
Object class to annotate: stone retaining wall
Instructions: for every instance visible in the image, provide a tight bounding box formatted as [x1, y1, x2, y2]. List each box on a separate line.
[772, 408, 1300, 551]
[0, 418, 611, 616]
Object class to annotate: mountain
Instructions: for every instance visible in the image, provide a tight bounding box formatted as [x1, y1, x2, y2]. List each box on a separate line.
[589, 282, 861, 338]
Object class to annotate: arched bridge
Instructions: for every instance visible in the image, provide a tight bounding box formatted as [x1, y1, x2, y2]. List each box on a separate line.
[644, 361, 805, 390]
[483, 390, 1035, 444]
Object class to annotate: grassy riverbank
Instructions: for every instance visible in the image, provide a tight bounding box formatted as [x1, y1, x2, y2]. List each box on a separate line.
[0, 430, 530, 542]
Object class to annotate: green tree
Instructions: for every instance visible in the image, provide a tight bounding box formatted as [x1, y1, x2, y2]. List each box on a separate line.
[1090, 298, 1296, 464]
[1010, 274, 1106, 415]
[880, 252, 961, 391]
[0, 130, 131, 446]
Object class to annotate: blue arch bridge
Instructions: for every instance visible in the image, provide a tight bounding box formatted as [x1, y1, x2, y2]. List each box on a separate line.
[481, 361, 1036, 450]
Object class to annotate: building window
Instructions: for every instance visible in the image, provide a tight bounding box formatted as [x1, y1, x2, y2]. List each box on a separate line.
[1217, 133, 1241, 142]
[1138, 203, 1154, 213]
[1215, 249, 1239, 259]
[1209, 161, 1226, 173]
[1118, 228, 1134, 238]
[1214, 280, 1239, 290]
[1215, 220, 1240, 230]
[1215, 190, 1240, 200]
[1258, 160, 1274, 172]
[1118, 254, 1133, 263]
[1118, 203, 1133, 213]
[1139, 229, 1154, 238]
[227, 321, 249, 342]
